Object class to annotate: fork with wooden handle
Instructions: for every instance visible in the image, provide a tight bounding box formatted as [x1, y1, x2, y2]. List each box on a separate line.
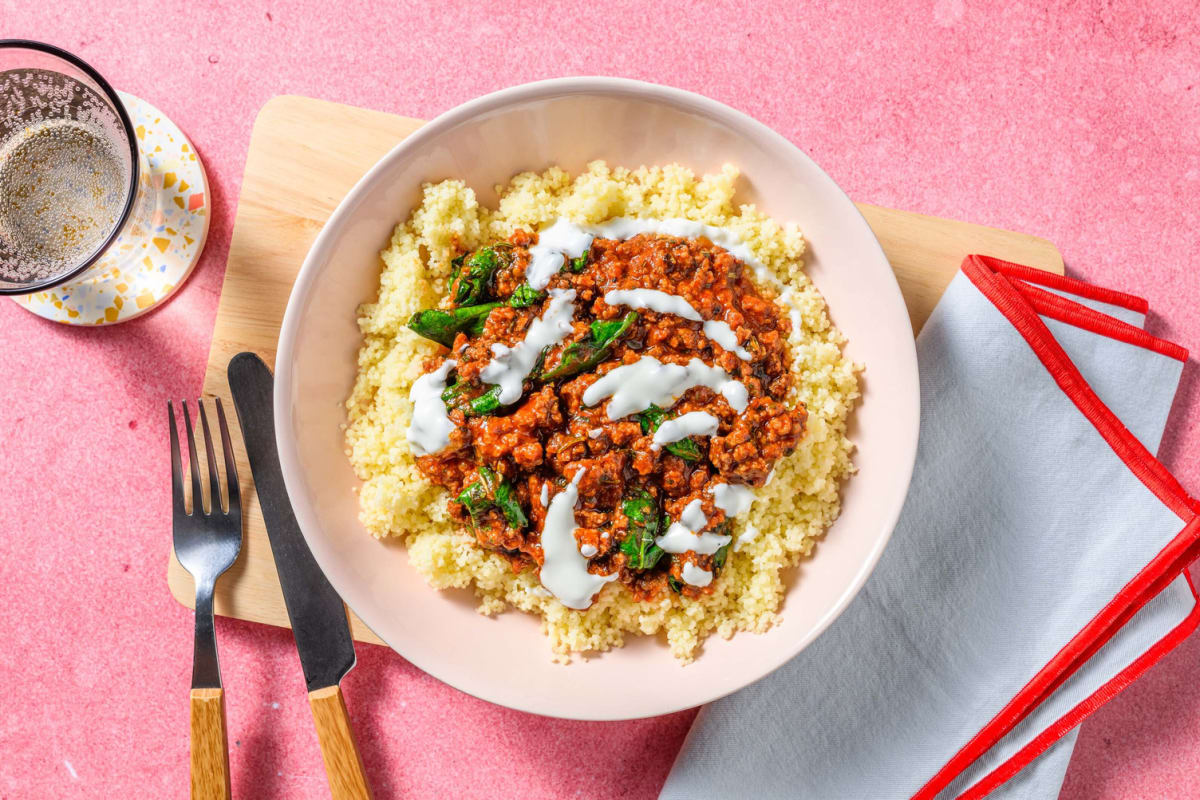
[170, 399, 243, 800]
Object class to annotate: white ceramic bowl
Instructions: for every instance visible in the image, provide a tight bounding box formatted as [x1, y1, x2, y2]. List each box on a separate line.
[276, 77, 919, 720]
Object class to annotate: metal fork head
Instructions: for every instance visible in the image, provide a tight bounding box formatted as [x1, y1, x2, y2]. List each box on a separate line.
[169, 398, 243, 583]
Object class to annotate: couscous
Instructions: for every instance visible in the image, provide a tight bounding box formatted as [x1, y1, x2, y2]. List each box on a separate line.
[346, 162, 858, 662]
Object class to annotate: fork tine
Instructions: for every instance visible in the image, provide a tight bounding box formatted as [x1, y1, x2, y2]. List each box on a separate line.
[197, 400, 223, 514]
[215, 398, 240, 513]
[168, 401, 186, 517]
[181, 400, 205, 516]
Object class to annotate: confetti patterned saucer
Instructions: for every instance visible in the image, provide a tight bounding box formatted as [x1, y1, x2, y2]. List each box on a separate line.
[11, 91, 210, 325]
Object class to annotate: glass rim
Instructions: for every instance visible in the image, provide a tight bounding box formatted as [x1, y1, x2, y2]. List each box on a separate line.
[0, 39, 141, 295]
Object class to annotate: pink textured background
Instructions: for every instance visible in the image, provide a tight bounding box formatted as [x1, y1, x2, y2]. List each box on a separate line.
[1, 2, 1198, 797]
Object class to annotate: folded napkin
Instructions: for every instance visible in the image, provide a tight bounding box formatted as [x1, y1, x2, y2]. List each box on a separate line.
[661, 255, 1199, 799]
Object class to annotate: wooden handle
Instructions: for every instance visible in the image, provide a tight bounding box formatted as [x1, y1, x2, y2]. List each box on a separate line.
[190, 687, 232, 800]
[309, 685, 373, 800]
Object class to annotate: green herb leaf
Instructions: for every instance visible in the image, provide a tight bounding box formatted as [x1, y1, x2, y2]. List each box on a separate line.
[451, 245, 509, 306]
[619, 489, 665, 569]
[456, 477, 492, 523]
[569, 254, 589, 273]
[494, 480, 528, 530]
[440, 380, 469, 407]
[407, 303, 501, 347]
[638, 405, 668, 436]
[441, 382, 503, 417]
[458, 466, 526, 530]
[665, 438, 702, 462]
[623, 489, 654, 523]
[667, 574, 684, 594]
[539, 311, 637, 381]
[589, 316, 629, 343]
[713, 543, 730, 570]
[507, 283, 544, 308]
[466, 385, 503, 416]
[637, 404, 702, 461]
[466, 312, 490, 337]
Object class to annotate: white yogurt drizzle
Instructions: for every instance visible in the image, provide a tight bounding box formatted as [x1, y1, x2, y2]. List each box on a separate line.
[708, 482, 759, 557]
[539, 483, 549, 507]
[406, 360, 457, 456]
[734, 523, 760, 553]
[479, 288, 576, 404]
[538, 469, 617, 609]
[580, 544, 598, 558]
[526, 218, 596, 289]
[603, 288, 702, 321]
[602, 288, 752, 361]
[526, 216, 779, 291]
[710, 482, 756, 518]
[681, 562, 714, 588]
[702, 320, 753, 360]
[587, 427, 604, 439]
[582, 356, 749, 420]
[776, 287, 804, 336]
[651, 411, 720, 451]
[655, 499, 732, 555]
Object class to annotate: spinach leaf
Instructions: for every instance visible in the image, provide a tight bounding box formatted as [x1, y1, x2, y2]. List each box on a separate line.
[618, 488, 665, 569]
[456, 465, 527, 530]
[665, 437, 702, 461]
[494, 480, 528, 529]
[638, 405, 668, 436]
[637, 404, 704, 461]
[407, 302, 501, 347]
[539, 311, 637, 381]
[451, 245, 509, 305]
[465, 386, 503, 416]
[456, 477, 492, 523]
[440, 382, 503, 417]
[507, 283, 544, 308]
[409, 280, 541, 346]
[589, 316, 630, 343]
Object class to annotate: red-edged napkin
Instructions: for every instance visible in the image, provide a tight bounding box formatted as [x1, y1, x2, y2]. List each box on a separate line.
[661, 256, 1198, 799]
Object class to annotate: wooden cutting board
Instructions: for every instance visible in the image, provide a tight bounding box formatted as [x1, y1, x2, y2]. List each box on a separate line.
[167, 94, 1065, 644]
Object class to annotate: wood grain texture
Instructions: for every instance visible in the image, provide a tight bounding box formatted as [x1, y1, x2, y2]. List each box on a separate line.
[309, 685, 374, 800]
[166, 94, 1065, 644]
[189, 687, 231, 800]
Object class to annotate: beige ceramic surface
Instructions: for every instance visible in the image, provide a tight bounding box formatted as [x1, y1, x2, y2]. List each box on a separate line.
[275, 78, 921, 720]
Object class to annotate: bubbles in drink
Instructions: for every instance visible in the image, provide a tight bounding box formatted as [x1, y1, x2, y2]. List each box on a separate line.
[0, 69, 131, 285]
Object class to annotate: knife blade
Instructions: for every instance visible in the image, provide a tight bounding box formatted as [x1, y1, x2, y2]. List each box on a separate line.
[227, 351, 356, 690]
[227, 352, 373, 799]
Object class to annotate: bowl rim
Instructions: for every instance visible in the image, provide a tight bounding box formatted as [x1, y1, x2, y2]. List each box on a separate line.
[274, 76, 920, 720]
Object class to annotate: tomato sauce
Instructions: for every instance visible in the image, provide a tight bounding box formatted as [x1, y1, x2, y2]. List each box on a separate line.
[413, 229, 807, 601]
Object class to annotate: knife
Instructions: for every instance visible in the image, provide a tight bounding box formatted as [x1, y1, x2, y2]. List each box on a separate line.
[228, 352, 373, 800]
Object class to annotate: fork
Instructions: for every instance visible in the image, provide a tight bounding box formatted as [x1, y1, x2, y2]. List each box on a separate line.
[170, 399, 242, 800]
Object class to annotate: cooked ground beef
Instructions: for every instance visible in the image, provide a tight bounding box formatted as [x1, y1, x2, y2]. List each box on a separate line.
[410, 229, 807, 600]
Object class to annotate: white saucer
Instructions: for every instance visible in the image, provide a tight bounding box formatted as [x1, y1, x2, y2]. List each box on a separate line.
[11, 91, 210, 324]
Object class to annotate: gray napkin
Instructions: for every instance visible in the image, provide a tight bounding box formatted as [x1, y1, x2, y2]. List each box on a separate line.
[661, 257, 1197, 799]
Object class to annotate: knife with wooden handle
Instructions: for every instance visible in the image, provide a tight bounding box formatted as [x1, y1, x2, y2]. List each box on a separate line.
[228, 352, 373, 800]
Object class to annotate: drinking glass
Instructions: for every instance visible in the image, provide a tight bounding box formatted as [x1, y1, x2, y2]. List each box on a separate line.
[0, 39, 152, 295]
